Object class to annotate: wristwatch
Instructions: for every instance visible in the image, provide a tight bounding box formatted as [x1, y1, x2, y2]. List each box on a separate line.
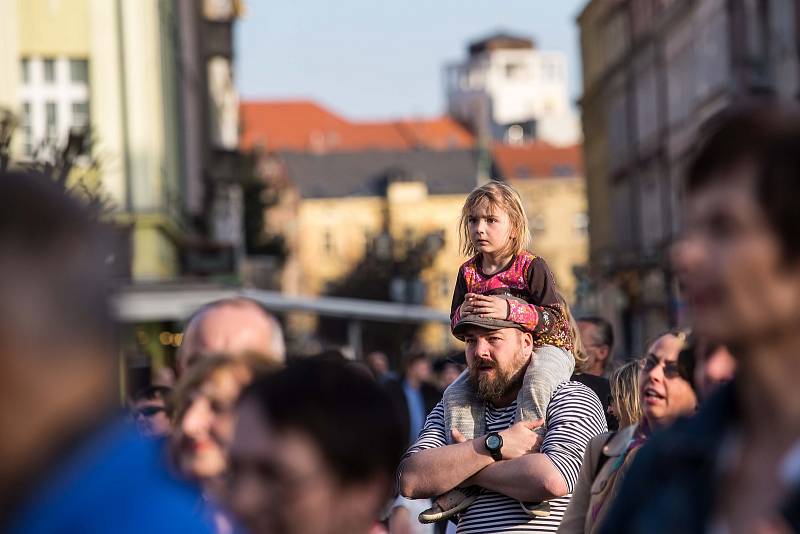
[484, 432, 503, 461]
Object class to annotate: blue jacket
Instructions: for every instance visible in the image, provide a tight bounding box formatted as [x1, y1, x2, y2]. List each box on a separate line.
[600, 382, 800, 533]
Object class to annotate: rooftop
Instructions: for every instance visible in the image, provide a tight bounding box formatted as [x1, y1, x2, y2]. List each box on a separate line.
[491, 142, 583, 180]
[240, 100, 475, 152]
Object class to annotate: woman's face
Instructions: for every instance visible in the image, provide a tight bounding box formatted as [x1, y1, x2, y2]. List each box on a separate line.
[174, 366, 251, 481]
[639, 334, 697, 430]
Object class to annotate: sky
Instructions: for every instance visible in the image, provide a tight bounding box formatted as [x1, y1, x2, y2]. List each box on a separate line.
[235, 1, 588, 120]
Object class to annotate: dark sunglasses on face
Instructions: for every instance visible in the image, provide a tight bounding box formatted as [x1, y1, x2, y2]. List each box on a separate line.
[638, 354, 682, 379]
[133, 406, 165, 418]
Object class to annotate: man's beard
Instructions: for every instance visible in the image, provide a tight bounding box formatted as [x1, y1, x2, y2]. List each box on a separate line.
[469, 350, 529, 403]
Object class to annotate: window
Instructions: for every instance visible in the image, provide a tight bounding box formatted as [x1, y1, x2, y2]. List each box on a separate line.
[530, 215, 546, 234]
[21, 103, 32, 156]
[551, 164, 576, 177]
[45, 102, 57, 146]
[71, 102, 89, 130]
[43, 59, 56, 83]
[20, 58, 30, 84]
[69, 59, 88, 83]
[323, 230, 334, 256]
[574, 213, 589, 236]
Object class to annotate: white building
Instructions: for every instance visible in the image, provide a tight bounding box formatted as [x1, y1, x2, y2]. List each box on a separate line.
[444, 32, 581, 146]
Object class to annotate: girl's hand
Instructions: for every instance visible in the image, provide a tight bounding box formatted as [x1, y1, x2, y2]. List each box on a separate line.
[469, 295, 509, 320]
[461, 293, 479, 315]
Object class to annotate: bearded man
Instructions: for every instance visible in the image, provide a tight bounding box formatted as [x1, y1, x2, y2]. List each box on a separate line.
[398, 296, 607, 533]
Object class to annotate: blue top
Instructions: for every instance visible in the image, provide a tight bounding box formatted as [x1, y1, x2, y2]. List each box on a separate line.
[403, 380, 426, 445]
[7, 419, 213, 534]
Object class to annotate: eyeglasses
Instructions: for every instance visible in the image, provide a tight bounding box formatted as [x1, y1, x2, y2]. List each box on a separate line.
[638, 354, 682, 379]
[133, 406, 165, 418]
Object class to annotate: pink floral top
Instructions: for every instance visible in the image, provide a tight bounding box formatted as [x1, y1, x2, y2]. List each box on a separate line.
[450, 252, 573, 351]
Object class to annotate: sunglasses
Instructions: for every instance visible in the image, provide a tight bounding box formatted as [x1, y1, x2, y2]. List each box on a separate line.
[133, 406, 165, 418]
[638, 354, 682, 379]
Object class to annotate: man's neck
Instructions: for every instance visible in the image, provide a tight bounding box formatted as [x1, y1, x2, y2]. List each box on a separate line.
[736, 332, 800, 442]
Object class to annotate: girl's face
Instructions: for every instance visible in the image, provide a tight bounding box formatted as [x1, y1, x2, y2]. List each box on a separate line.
[468, 204, 512, 258]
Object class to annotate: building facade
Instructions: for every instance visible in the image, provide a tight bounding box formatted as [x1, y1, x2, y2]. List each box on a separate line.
[444, 32, 581, 146]
[578, 0, 800, 357]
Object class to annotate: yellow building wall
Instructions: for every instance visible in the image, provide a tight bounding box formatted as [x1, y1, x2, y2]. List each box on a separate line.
[510, 177, 589, 302]
[18, 0, 90, 56]
[132, 218, 180, 280]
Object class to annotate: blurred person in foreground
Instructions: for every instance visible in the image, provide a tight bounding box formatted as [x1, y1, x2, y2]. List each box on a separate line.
[0, 171, 210, 533]
[130, 385, 173, 438]
[398, 302, 607, 532]
[602, 105, 800, 533]
[178, 297, 286, 374]
[693, 340, 737, 400]
[560, 331, 696, 533]
[226, 359, 405, 534]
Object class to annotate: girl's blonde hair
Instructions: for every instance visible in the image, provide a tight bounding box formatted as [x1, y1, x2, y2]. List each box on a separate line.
[459, 181, 531, 258]
[610, 359, 643, 429]
[559, 291, 589, 371]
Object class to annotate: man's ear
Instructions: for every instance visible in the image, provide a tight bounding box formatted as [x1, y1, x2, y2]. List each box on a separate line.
[522, 331, 534, 355]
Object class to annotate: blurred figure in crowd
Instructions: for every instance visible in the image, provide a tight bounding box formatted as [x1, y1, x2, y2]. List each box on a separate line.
[694, 340, 737, 400]
[560, 330, 696, 534]
[366, 350, 398, 383]
[432, 354, 465, 393]
[131, 385, 172, 438]
[577, 317, 614, 377]
[604, 105, 800, 533]
[171, 354, 276, 533]
[607, 359, 642, 430]
[154, 366, 177, 387]
[571, 313, 615, 430]
[385, 353, 441, 449]
[0, 171, 210, 533]
[178, 297, 286, 374]
[226, 359, 405, 534]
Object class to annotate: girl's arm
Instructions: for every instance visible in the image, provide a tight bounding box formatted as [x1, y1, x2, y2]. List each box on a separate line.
[506, 256, 564, 333]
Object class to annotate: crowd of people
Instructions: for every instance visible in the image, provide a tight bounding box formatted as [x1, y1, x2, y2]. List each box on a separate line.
[1, 101, 799, 534]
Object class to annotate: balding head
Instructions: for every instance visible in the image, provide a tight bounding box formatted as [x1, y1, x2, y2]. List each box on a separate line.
[178, 298, 285, 374]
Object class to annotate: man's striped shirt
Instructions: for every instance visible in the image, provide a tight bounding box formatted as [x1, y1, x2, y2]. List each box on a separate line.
[404, 381, 607, 533]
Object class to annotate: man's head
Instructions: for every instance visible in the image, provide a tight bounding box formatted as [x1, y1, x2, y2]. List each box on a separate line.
[227, 360, 404, 534]
[453, 295, 534, 404]
[402, 353, 431, 384]
[365, 351, 390, 380]
[0, 171, 116, 510]
[577, 317, 613, 376]
[178, 298, 286, 374]
[673, 104, 800, 349]
[130, 385, 172, 438]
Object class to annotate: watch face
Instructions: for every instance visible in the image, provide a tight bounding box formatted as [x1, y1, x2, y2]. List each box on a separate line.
[486, 434, 501, 450]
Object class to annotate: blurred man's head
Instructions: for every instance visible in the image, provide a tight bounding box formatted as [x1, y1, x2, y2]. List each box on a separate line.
[693, 341, 737, 399]
[178, 298, 285, 374]
[673, 105, 800, 349]
[433, 356, 464, 392]
[365, 351, 390, 380]
[227, 360, 404, 534]
[402, 353, 431, 385]
[130, 385, 172, 438]
[577, 317, 614, 376]
[0, 171, 116, 511]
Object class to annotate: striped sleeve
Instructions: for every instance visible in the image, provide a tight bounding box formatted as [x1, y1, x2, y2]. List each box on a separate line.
[540, 382, 608, 493]
[402, 400, 447, 459]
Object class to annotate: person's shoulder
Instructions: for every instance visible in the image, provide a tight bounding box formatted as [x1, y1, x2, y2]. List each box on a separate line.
[458, 254, 480, 272]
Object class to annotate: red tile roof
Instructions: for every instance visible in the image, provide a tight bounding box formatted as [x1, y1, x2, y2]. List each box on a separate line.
[491, 142, 583, 179]
[240, 100, 474, 152]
